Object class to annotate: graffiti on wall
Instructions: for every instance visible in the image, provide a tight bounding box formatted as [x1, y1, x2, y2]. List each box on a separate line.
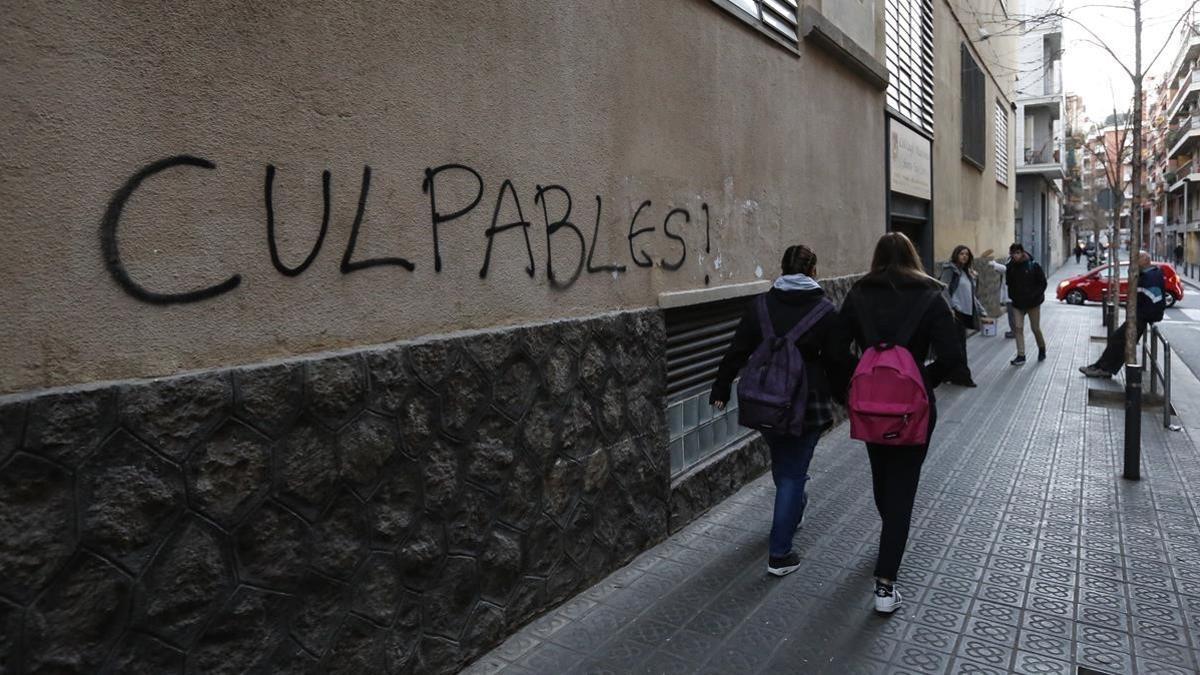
[100, 155, 718, 305]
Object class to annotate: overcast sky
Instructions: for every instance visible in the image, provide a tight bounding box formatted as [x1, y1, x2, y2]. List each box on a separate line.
[1063, 0, 1195, 121]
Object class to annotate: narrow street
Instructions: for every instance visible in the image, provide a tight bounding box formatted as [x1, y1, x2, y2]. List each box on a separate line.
[1158, 270, 1200, 386]
[467, 263, 1200, 675]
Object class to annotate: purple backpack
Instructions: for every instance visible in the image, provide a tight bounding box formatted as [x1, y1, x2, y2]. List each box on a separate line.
[737, 295, 835, 435]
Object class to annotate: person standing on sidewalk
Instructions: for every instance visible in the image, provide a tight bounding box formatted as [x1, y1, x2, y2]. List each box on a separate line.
[1075, 241, 1085, 264]
[1175, 242, 1185, 267]
[1080, 251, 1167, 378]
[1005, 243, 1048, 365]
[938, 245, 981, 387]
[710, 244, 853, 577]
[840, 233, 967, 613]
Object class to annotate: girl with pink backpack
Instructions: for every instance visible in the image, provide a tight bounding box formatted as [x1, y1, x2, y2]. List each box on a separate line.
[710, 245, 853, 578]
[841, 233, 968, 614]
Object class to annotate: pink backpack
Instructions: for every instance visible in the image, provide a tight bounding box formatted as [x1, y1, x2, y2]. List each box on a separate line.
[848, 291, 935, 446]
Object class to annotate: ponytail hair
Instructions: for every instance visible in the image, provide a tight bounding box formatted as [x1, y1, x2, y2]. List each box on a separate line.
[781, 245, 817, 276]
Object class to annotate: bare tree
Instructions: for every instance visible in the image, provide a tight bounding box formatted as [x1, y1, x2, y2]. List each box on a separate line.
[1084, 113, 1133, 321]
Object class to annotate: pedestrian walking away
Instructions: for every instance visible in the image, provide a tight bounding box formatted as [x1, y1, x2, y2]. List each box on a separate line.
[1081, 250, 1167, 378]
[839, 232, 968, 614]
[938, 244, 982, 387]
[710, 244, 853, 578]
[1005, 242, 1048, 365]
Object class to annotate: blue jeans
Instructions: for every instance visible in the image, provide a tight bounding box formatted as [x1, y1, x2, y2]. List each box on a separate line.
[763, 428, 822, 558]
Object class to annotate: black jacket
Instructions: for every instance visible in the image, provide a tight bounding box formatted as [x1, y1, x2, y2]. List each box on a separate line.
[840, 273, 969, 397]
[1006, 258, 1047, 309]
[710, 287, 854, 427]
[1138, 265, 1167, 324]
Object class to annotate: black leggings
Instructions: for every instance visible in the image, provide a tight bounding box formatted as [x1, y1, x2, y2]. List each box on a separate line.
[953, 311, 974, 379]
[866, 412, 934, 580]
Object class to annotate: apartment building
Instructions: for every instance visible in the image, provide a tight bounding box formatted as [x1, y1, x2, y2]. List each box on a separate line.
[1163, 8, 1200, 264]
[1, 2, 900, 672]
[884, 0, 1017, 272]
[1013, 0, 1067, 270]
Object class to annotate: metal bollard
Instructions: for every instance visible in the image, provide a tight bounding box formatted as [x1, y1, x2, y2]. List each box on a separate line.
[1124, 363, 1142, 481]
[1150, 334, 1158, 399]
[1165, 335, 1173, 430]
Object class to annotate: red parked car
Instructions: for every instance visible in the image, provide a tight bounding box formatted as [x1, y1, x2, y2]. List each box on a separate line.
[1056, 262, 1183, 307]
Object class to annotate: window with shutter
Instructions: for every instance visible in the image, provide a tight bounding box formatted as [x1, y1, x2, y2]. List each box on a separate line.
[664, 296, 755, 476]
[885, 0, 935, 136]
[961, 43, 986, 169]
[995, 100, 1009, 185]
[713, 0, 800, 46]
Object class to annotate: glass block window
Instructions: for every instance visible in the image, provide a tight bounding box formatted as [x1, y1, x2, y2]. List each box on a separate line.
[995, 100, 1010, 185]
[885, 0, 935, 135]
[664, 294, 756, 476]
[669, 383, 752, 476]
[716, 0, 800, 44]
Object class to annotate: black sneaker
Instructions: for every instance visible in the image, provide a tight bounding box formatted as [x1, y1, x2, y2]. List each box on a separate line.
[1011, 355, 1026, 366]
[767, 552, 801, 577]
[1038, 349, 1047, 362]
[874, 581, 902, 614]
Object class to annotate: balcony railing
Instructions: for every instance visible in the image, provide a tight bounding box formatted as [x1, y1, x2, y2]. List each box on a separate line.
[1024, 144, 1062, 165]
[1169, 115, 1200, 154]
[1169, 69, 1200, 120]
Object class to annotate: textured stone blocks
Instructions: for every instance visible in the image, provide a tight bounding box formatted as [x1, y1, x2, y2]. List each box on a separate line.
[0, 308, 668, 673]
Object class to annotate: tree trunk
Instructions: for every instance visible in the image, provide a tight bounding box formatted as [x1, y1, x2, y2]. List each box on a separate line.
[1125, 0, 1143, 365]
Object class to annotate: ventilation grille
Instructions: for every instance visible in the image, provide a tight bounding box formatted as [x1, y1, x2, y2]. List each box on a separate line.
[996, 100, 1010, 184]
[724, 0, 800, 44]
[664, 295, 754, 399]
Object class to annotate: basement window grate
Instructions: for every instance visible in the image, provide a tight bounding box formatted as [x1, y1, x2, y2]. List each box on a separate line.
[665, 295, 756, 476]
[715, 0, 800, 45]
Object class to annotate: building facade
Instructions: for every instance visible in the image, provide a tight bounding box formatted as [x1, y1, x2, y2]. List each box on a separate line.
[0, 2, 904, 673]
[1013, 0, 1066, 271]
[0, 1, 1031, 672]
[884, 0, 1017, 275]
[1162, 8, 1200, 265]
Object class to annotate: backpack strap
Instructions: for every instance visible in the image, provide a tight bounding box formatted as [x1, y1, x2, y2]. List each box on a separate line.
[783, 298, 835, 342]
[755, 294, 775, 338]
[894, 290, 939, 347]
[852, 291, 881, 346]
[853, 288, 937, 348]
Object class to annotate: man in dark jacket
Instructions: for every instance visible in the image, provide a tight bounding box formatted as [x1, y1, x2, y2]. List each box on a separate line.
[1080, 251, 1167, 377]
[1005, 243, 1048, 365]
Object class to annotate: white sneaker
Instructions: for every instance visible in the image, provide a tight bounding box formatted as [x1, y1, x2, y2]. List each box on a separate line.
[874, 582, 902, 614]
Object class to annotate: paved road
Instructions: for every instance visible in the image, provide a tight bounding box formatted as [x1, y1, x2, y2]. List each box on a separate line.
[1158, 273, 1200, 386]
[1043, 259, 1200, 387]
[465, 272, 1200, 675]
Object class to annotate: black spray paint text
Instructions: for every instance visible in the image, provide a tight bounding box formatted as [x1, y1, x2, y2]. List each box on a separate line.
[101, 155, 715, 305]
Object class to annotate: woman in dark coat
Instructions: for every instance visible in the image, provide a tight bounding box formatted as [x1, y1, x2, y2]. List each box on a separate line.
[710, 245, 853, 578]
[840, 232, 968, 613]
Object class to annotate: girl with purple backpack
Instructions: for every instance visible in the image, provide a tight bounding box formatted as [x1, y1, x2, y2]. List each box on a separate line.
[710, 245, 853, 577]
[840, 232, 967, 613]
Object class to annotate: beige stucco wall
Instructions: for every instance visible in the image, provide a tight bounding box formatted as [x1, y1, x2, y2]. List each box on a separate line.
[0, 1, 886, 394]
[931, 0, 1016, 263]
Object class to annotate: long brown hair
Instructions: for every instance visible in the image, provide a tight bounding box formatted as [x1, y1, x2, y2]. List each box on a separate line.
[863, 232, 937, 285]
